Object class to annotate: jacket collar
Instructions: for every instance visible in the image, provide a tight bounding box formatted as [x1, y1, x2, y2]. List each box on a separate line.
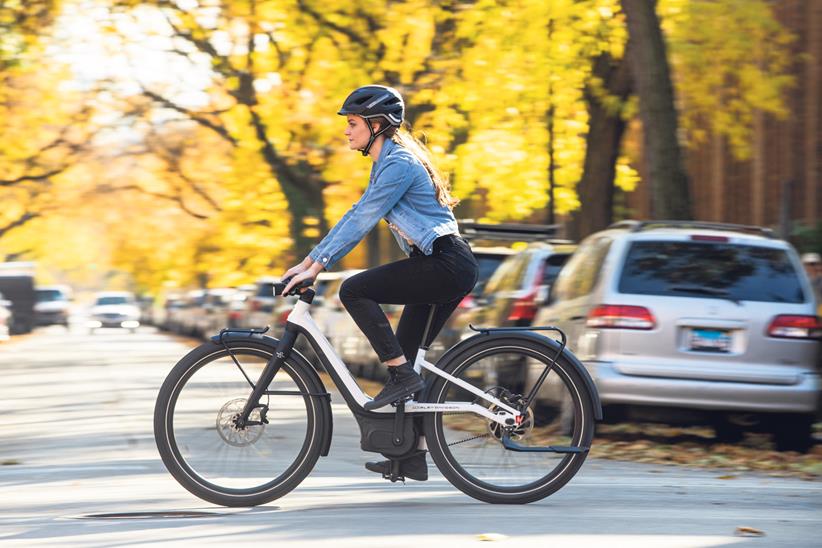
[375, 137, 396, 166]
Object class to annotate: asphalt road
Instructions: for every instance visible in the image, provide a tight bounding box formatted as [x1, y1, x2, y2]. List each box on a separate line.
[1, 324, 820, 547]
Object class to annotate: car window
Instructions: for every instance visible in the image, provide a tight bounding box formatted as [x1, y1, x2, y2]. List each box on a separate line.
[209, 293, 233, 305]
[540, 254, 571, 286]
[618, 241, 806, 303]
[553, 238, 612, 301]
[484, 253, 529, 294]
[36, 289, 65, 302]
[96, 296, 130, 305]
[472, 255, 509, 295]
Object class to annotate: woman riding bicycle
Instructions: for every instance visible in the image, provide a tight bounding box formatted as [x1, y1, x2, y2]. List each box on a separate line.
[281, 85, 479, 478]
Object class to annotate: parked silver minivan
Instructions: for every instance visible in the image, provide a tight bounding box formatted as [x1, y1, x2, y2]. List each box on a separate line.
[533, 221, 821, 451]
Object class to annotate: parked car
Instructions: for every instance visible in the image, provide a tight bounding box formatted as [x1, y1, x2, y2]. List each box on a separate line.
[0, 262, 36, 334]
[175, 290, 208, 336]
[222, 284, 256, 329]
[136, 295, 155, 326]
[428, 219, 568, 361]
[243, 277, 280, 329]
[193, 288, 238, 338]
[87, 291, 141, 333]
[533, 220, 821, 451]
[0, 291, 12, 341]
[156, 292, 185, 332]
[34, 285, 72, 327]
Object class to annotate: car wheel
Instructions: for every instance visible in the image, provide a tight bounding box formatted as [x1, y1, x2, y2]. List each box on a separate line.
[711, 415, 745, 444]
[772, 414, 814, 453]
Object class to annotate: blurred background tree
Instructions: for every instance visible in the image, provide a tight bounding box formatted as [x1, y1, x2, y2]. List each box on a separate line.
[0, 0, 813, 295]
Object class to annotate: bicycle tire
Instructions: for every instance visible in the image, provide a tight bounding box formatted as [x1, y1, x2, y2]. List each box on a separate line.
[424, 335, 596, 504]
[154, 340, 327, 507]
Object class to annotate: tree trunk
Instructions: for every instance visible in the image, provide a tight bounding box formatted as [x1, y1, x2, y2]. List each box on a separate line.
[570, 49, 633, 240]
[246, 109, 328, 263]
[622, 0, 692, 220]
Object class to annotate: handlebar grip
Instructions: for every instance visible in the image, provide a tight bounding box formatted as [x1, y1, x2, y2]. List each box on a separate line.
[274, 276, 314, 297]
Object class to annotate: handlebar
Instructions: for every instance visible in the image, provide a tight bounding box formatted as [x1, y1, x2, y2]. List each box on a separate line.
[274, 276, 314, 297]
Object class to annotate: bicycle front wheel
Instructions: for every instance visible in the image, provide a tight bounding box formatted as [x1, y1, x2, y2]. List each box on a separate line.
[154, 341, 326, 506]
[424, 336, 596, 504]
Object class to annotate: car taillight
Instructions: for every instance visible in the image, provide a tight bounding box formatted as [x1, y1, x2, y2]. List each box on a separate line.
[229, 311, 242, 320]
[458, 294, 475, 309]
[587, 305, 655, 330]
[767, 315, 822, 339]
[508, 291, 538, 323]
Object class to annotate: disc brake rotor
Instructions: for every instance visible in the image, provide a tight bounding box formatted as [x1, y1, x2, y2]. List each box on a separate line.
[483, 388, 534, 442]
[216, 398, 265, 447]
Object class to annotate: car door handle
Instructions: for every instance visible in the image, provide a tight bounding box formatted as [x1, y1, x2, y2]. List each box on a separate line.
[569, 315, 586, 321]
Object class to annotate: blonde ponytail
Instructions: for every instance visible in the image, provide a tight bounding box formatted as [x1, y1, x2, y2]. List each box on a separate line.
[385, 125, 459, 210]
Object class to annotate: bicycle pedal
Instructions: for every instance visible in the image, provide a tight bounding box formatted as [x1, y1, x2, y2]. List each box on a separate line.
[382, 472, 405, 483]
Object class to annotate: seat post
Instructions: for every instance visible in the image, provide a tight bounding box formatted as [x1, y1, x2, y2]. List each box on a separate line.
[419, 304, 438, 351]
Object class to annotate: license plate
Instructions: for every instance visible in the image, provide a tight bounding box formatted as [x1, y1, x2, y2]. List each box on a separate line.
[689, 329, 731, 352]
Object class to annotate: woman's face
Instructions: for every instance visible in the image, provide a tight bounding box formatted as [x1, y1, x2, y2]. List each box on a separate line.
[344, 115, 374, 150]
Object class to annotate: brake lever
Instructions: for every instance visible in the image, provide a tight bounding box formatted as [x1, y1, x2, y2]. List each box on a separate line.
[275, 276, 314, 297]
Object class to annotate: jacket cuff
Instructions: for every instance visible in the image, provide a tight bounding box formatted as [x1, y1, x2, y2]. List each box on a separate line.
[308, 247, 332, 270]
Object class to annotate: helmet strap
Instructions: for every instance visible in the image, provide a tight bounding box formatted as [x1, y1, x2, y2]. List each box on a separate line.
[360, 117, 393, 157]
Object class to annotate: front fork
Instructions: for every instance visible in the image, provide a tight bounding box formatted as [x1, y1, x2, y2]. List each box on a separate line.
[234, 327, 298, 429]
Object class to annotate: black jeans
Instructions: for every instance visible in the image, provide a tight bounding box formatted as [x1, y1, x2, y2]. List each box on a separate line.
[338, 234, 480, 363]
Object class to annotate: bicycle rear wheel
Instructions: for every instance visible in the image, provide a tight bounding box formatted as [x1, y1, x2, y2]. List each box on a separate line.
[424, 336, 596, 504]
[154, 341, 326, 506]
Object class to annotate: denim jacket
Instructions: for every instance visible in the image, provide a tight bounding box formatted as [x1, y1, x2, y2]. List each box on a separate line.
[308, 139, 459, 270]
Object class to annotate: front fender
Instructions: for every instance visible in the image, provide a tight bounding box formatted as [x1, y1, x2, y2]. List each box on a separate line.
[434, 330, 603, 421]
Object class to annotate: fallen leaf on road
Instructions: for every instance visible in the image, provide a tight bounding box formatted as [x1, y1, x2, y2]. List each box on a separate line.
[477, 533, 507, 541]
[735, 526, 765, 537]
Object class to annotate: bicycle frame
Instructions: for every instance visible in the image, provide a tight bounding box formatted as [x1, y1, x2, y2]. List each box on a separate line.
[285, 297, 522, 426]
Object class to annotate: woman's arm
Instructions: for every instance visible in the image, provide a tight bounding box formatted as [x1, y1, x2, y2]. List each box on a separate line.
[309, 160, 412, 270]
[307, 200, 360, 268]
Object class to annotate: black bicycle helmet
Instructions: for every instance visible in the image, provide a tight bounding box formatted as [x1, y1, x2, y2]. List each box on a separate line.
[338, 85, 404, 155]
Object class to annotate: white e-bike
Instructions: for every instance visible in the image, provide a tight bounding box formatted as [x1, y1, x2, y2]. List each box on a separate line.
[154, 279, 601, 505]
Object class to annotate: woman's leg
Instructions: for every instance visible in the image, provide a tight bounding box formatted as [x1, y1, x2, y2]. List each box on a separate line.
[395, 297, 463, 364]
[338, 255, 468, 364]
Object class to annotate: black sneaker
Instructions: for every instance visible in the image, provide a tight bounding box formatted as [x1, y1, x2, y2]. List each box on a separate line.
[364, 362, 424, 410]
[365, 451, 428, 481]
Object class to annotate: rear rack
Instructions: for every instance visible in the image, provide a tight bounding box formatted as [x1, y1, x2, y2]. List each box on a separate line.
[608, 220, 774, 238]
[458, 220, 572, 244]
